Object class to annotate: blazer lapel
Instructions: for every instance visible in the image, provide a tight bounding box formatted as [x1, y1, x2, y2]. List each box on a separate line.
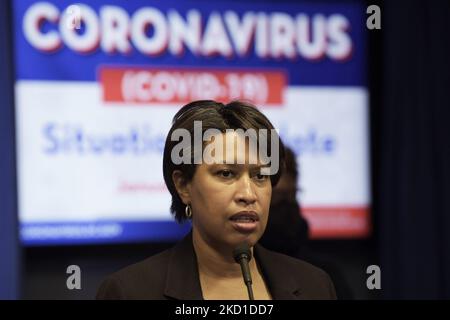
[162, 233, 303, 300]
[254, 244, 304, 299]
[163, 231, 204, 300]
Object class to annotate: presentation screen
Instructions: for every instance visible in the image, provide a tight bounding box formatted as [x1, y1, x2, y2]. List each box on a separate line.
[14, 0, 370, 245]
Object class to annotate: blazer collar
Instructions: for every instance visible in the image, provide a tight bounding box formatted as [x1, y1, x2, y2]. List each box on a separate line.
[253, 244, 304, 299]
[164, 231, 203, 300]
[163, 231, 303, 300]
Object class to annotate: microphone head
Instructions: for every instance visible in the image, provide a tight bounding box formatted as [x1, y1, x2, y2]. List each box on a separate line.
[233, 243, 252, 263]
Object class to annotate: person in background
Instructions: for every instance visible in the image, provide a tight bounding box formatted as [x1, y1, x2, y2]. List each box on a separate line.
[259, 146, 354, 299]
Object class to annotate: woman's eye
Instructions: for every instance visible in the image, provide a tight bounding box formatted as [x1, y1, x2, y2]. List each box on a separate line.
[254, 173, 268, 181]
[218, 170, 234, 178]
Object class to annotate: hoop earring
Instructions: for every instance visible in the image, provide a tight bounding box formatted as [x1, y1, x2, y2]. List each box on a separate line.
[185, 204, 192, 218]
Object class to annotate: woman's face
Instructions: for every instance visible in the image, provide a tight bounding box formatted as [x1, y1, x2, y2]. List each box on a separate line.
[176, 132, 272, 251]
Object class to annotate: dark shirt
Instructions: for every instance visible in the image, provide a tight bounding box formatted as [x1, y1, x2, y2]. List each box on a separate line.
[96, 232, 337, 300]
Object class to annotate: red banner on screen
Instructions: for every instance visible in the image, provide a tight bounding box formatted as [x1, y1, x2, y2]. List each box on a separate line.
[302, 206, 371, 239]
[99, 67, 286, 106]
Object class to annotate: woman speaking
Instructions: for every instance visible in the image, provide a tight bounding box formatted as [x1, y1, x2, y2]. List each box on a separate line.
[96, 100, 336, 300]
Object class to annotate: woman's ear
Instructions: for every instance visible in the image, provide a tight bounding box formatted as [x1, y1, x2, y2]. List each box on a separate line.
[172, 170, 191, 205]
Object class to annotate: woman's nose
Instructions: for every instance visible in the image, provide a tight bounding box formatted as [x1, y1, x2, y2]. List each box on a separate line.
[235, 174, 257, 205]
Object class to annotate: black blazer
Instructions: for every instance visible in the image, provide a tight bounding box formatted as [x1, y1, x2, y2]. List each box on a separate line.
[96, 232, 337, 300]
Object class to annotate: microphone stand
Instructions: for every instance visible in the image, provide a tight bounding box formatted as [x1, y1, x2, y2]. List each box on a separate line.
[233, 244, 255, 300]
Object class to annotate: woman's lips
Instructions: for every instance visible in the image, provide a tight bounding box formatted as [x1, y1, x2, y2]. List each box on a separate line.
[229, 211, 259, 233]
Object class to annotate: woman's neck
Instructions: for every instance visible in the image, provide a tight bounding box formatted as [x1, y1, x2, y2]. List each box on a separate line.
[192, 228, 257, 279]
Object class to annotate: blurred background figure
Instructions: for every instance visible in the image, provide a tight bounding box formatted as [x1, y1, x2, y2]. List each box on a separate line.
[260, 146, 354, 299]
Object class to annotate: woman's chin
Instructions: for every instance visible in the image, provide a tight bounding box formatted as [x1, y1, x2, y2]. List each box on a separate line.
[225, 232, 261, 249]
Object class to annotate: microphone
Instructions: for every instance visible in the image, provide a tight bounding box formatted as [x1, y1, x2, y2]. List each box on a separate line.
[233, 243, 254, 300]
